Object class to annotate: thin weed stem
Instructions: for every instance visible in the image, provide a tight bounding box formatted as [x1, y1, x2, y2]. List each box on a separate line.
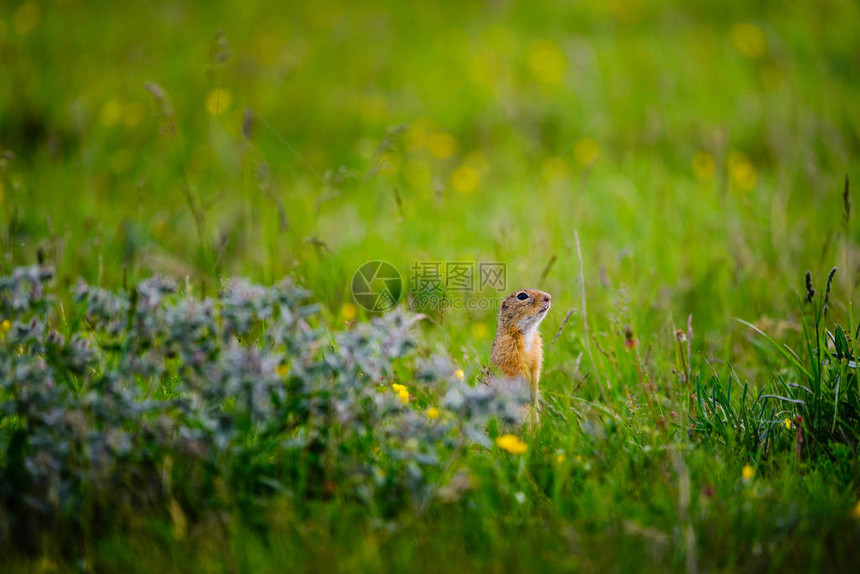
[575, 230, 606, 400]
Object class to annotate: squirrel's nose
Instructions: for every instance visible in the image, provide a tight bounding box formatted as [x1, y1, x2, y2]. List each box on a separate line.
[544, 293, 552, 302]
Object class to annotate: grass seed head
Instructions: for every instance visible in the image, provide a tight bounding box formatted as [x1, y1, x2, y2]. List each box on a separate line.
[804, 270, 815, 304]
[823, 267, 837, 316]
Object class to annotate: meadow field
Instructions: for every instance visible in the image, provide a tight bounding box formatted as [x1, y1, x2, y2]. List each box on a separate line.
[1, 0, 860, 571]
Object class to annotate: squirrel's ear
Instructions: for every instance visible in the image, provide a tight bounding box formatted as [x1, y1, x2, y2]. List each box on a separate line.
[501, 301, 507, 311]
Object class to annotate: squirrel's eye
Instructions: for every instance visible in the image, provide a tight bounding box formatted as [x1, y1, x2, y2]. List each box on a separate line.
[516, 292, 529, 301]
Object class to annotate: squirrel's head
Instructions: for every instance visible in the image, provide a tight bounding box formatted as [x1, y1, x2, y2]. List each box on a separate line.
[497, 288, 551, 333]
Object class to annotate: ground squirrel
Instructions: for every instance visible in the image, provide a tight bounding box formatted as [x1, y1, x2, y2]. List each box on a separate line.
[490, 288, 552, 421]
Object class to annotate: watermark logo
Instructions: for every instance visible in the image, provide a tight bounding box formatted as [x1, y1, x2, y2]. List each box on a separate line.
[351, 261, 403, 311]
[409, 261, 506, 293]
[353, 260, 507, 312]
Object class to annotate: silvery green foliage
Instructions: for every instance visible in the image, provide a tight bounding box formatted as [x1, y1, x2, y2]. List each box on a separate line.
[73, 281, 129, 337]
[416, 353, 457, 384]
[0, 264, 54, 313]
[443, 377, 530, 446]
[0, 266, 528, 530]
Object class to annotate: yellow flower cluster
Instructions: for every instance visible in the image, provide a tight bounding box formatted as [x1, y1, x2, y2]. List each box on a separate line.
[742, 465, 755, 481]
[100, 100, 145, 129]
[391, 383, 410, 404]
[426, 407, 440, 420]
[404, 119, 498, 195]
[496, 434, 527, 454]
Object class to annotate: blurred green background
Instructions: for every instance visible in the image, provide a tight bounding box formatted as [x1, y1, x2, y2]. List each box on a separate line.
[3, 2, 860, 571]
[1, 0, 858, 362]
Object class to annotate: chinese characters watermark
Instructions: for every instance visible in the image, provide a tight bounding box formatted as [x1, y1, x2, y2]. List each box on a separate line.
[351, 260, 506, 312]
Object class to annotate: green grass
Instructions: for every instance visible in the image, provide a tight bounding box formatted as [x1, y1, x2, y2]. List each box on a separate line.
[1, 0, 860, 571]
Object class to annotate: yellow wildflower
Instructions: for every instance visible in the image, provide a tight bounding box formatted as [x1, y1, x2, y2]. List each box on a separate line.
[427, 132, 456, 159]
[527, 39, 566, 86]
[691, 151, 715, 180]
[728, 151, 757, 192]
[451, 165, 479, 193]
[556, 454, 565, 464]
[276, 364, 289, 378]
[471, 323, 488, 339]
[341, 302, 357, 321]
[732, 23, 767, 59]
[454, 369, 465, 381]
[426, 407, 440, 420]
[496, 434, 528, 454]
[1, 319, 11, 333]
[14, 2, 40, 36]
[733, 164, 757, 190]
[783, 418, 791, 430]
[391, 383, 410, 403]
[574, 138, 600, 166]
[206, 88, 232, 116]
[101, 100, 123, 127]
[742, 465, 755, 481]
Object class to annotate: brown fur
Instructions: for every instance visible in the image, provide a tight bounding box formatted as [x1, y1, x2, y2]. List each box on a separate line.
[490, 288, 551, 420]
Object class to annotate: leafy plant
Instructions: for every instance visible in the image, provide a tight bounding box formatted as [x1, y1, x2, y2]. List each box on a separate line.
[0, 266, 529, 549]
[691, 371, 780, 454]
[691, 269, 860, 461]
